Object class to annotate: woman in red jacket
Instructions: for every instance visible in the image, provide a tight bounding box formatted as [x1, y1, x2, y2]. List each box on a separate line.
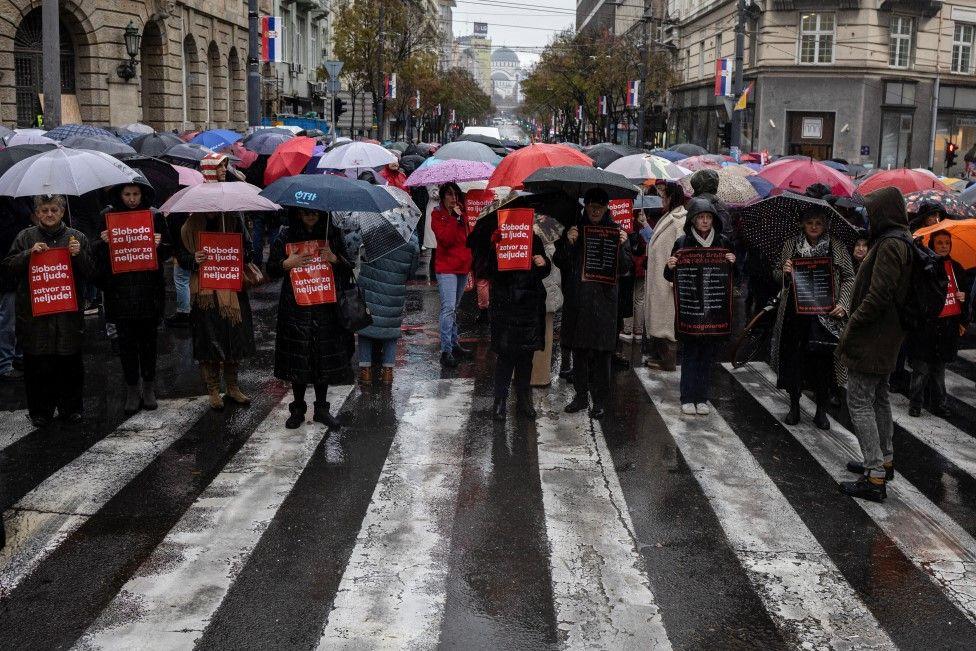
[431, 182, 473, 367]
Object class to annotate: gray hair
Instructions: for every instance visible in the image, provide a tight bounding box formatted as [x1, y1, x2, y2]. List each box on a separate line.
[33, 194, 67, 211]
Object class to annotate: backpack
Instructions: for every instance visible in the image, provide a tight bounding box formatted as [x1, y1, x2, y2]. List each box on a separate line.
[881, 232, 948, 332]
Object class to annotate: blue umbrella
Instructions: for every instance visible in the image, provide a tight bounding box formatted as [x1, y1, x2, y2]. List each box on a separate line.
[260, 173, 399, 213]
[45, 124, 117, 142]
[244, 131, 293, 155]
[822, 159, 849, 174]
[746, 175, 774, 199]
[191, 129, 242, 150]
[650, 149, 688, 162]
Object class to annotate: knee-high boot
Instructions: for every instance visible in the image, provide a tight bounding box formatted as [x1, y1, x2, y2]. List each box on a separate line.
[223, 361, 251, 405]
[200, 362, 224, 411]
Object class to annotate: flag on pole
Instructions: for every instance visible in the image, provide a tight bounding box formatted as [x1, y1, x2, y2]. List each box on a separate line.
[384, 74, 397, 99]
[260, 16, 284, 63]
[450, 109, 456, 123]
[436, 103, 442, 116]
[599, 96, 608, 116]
[734, 81, 754, 111]
[626, 80, 640, 108]
[575, 105, 583, 121]
[714, 57, 733, 97]
[415, 90, 421, 110]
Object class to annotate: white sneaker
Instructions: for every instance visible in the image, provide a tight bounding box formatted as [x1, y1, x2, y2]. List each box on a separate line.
[696, 403, 710, 415]
[681, 403, 696, 415]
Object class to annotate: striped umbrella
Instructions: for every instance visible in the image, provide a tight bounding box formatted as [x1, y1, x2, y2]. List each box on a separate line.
[604, 154, 690, 182]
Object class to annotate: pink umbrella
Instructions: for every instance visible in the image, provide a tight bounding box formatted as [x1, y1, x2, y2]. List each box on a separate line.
[221, 141, 258, 169]
[160, 181, 280, 214]
[757, 158, 856, 198]
[679, 155, 723, 172]
[172, 164, 205, 187]
[858, 168, 951, 196]
[404, 159, 496, 187]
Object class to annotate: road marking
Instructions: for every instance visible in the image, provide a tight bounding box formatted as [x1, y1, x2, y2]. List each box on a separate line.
[0, 398, 209, 599]
[0, 410, 34, 454]
[535, 385, 671, 649]
[944, 366, 976, 412]
[316, 379, 473, 650]
[886, 385, 976, 481]
[75, 387, 355, 650]
[956, 348, 976, 366]
[730, 363, 976, 626]
[636, 368, 895, 650]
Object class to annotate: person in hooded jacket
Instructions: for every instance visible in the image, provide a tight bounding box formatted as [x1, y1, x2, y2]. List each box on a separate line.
[644, 180, 687, 371]
[837, 187, 913, 502]
[553, 187, 633, 419]
[92, 183, 171, 415]
[266, 208, 353, 429]
[665, 197, 736, 415]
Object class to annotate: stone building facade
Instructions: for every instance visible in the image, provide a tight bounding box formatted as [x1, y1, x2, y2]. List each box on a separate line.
[0, 0, 249, 131]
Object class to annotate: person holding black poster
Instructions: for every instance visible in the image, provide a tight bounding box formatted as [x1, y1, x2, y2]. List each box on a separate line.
[770, 210, 855, 429]
[554, 188, 632, 420]
[664, 198, 735, 416]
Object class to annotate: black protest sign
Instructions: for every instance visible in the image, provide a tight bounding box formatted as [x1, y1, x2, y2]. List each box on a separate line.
[673, 247, 733, 336]
[581, 225, 620, 284]
[791, 257, 835, 315]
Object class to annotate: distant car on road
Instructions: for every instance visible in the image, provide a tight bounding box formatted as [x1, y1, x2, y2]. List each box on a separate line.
[462, 126, 502, 140]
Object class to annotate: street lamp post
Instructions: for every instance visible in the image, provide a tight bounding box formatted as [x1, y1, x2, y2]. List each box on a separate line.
[730, 0, 747, 150]
[247, 0, 261, 127]
[41, 0, 61, 128]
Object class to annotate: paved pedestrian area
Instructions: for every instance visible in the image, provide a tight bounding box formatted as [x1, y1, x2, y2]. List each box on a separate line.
[2, 283, 976, 649]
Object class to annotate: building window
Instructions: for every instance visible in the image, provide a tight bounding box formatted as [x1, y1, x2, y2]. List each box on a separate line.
[685, 48, 691, 79]
[952, 23, 974, 74]
[798, 12, 834, 64]
[715, 33, 723, 62]
[880, 112, 913, 169]
[889, 16, 913, 69]
[698, 40, 704, 78]
[884, 81, 916, 106]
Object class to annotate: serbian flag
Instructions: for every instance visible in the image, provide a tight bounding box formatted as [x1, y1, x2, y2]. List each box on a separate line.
[626, 80, 640, 107]
[260, 16, 283, 63]
[415, 89, 421, 110]
[384, 74, 397, 99]
[714, 57, 733, 96]
[575, 105, 583, 121]
[599, 96, 608, 116]
[436, 103, 442, 116]
[735, 81, 754, 110]
[450, 109, 456, 123]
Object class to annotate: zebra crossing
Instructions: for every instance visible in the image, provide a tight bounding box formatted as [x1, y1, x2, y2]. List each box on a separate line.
[2, 361, 976, 649]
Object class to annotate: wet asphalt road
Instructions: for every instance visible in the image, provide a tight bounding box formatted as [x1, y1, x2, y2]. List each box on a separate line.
[2, 274, 976, 650]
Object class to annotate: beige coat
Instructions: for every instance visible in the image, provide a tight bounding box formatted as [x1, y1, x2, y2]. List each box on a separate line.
[644, 206, 687, 341]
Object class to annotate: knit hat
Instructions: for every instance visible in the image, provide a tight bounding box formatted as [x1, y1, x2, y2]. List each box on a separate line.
[200, 153, 229, 182]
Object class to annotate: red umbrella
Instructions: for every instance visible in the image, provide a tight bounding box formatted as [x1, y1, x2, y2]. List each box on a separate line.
[264, 136, 317, 185]
[487, 143, 592, 190]
[857, 168, 950, 196]
[757, 158, 856, 198]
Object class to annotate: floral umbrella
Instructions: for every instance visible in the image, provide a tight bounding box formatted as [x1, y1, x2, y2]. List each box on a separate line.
[905, 189, 976, 219]
[404, 159, 495, 187]
[604, 154, 690, 181]
[678, 155, 723, 172]
[679, 168, 760, 207]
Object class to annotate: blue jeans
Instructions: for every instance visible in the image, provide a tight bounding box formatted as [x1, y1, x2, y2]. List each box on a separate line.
[679, 339, 719, 404]
[437, 273, 466, 354]
[173, 263, 191, 314]
[357, 336, 397, 367]
[251, 215, 271, 266]
[0, 291, 16, 374]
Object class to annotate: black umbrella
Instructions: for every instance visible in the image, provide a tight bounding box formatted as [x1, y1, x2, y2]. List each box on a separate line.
[523, 165, 639, 207]
[668, 143, 708, 156]
[244, 131, 293, 155]
[0, 143, 58, 176]
[243, 127, 294, 145]
[468, 190, 569, 250]
[738, 191, 861, 264]
[584, 143, 644, 169]
[260, 173, 400, 213]
[132, 132, 183, 156]
[399, 154, 426, 174]
[457, 133, 508, 156]
[404, 142, 435, 157]
[116, 154, 181, 204]
[161, 142, 212, 164]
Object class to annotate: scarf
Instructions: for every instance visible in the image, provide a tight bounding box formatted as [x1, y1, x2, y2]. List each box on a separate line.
[181, 213, 242, 324]
[692, 228, 715, 248]
[796, 234, 842, 339]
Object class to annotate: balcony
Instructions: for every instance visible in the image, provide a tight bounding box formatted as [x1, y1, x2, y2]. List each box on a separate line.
[771, 0, 860, 9]
[879, 0, 942, 18]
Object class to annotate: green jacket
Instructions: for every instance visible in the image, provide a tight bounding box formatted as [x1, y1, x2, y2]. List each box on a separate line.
[837, 187, 911, 376]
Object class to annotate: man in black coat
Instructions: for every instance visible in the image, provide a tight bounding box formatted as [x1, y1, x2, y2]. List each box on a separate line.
[0, 197, 32, 380]
[553, 188, 633, 419]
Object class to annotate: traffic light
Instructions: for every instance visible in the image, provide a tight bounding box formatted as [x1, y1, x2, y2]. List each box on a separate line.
[333, 97, 347, 119]
[720, 122, 732, 149]
[945, 141, 959, 169]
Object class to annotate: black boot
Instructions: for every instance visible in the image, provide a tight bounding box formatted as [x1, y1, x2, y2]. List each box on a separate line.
[846, 460, 895, 481]
[784, 393, 800, 426]
[492, 397, 507, 421]
[313, 401, 342, 430]
[516, 391, 537, 419]
[839, 476, 887, 502]
[813, 397, 830, 430]
[285, 401, 306, 429]
[440, 351, 459, 368]
[475, 309, 489, 325]
[564, 394, 589, 413]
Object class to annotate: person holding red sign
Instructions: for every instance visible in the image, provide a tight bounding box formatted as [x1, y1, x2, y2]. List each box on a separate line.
[2, 194, 93, 427]
[177, 212, 256, 410]
[92, 183, 171, 415]
[266, 208, 353, 430]
[431, 182, 473, 368]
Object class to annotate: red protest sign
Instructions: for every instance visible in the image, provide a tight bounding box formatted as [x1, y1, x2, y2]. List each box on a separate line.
[29, 248, 78, 317]
[106, 210, 158, 274]
[198, 231, 243, 292]
[286, 240, 337, 306]
[465, 188, 494, 231]
[496, 208, 533, 272]
[608, 198, 634, 233]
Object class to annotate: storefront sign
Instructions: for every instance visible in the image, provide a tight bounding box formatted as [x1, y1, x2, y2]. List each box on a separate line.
[287, 240, 337, 305]
[608, 199, 634, 233]
[465, 189, 494, 231]
[582, 225, 620, 284]
[29, 247, 78, 317]
[801, 117, 823, 139]
[198, 231, 244, 292]
[790, 257, 835, 315]
[674, 247, 733, 336]
[106, 210, 157, 274]
[496, 208, 533, 272]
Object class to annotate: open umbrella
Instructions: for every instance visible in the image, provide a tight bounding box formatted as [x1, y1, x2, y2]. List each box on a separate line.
[605, 153, 689, 181]
[404, 142, 435, 157]
[62, 135, 136, 156]
[0, 125, 13, 140]
[404, 159, 495, 187]
[523, 165, 638, 200]
[243, 131, 294, 156]
[719, 162, 758, 177]
[679, 168, 761, 207]
[649, 149, 688, 162]
[678, 155, 724, 172]
[668, 143, 708, 156]
[858, 168, 950, 195]
[160, 181, 280, 214]
[191, 129, 243, 151]
[399, 154, 426, 174]
[905, 189, 976, 219]
[132, 132, 183, 156]
[0, 143, 58, 176]
[244, 127, 294, 142]
[738, 192, 861, 262]
[264, 136, 318, 185]
[487, 144, 593, 191]
[123, 123, 155, 135]
[116, 155, 181, 203]
[432, 141, 503, 166]
[333, 185, 421, 263]
[221, 141, 259, 169]
[457, 133, 508, 156]
[316, 141, 397, 170]
[162, 142, 213, 164]
[260, 173, 400, 213]
[387, 141, 409, 153]
[913, 219, 976, 269]
[5, 132, 56, 146]
[173, 165, 205, 187]
[44, 124, 116, 142]
[584, 143, 644, 169]
[758, 158, 856, 198]
[0, 147, 141, 197]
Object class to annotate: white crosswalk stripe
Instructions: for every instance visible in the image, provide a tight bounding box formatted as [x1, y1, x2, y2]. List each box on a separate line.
[317, 379, 474, 649]
[0, 398, 210, 599]
[75, 387, 355, 650]
[887, 386, 976, 481]
[0, 409, 35, 454]
[944, 367, 976, 411]
[729, 362, 976, 625]
[536, 385, 671, 649]
[636, 368, 896, 650]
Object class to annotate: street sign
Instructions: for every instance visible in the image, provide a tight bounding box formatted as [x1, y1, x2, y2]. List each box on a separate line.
[860, 145, 870, 156]
[323, 60, 343, 79]
[328, 79, 341, 94]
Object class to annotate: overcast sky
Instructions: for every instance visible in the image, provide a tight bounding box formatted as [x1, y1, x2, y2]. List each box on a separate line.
[451, 0, 576, 66]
